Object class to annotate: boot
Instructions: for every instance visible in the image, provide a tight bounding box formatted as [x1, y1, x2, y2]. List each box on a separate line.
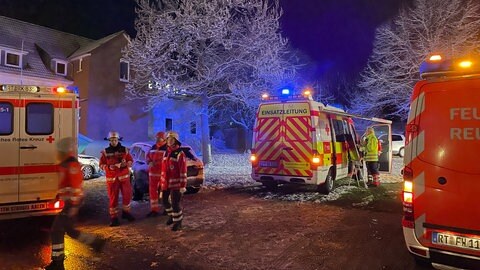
[165, 216, 173, 226]
[146, 211, 159, 218]
[172, 220, 182, 231]
[43, 260, 64, 270]
[109, 217, 120, 227]
[90, 237, 106, 253]
[122, 211, 135, 222]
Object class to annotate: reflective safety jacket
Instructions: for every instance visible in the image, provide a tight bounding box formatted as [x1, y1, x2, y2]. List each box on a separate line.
[100, 143, 133, 182]
[363, 133, 379, 162]
[147, 142, 167, 173]
[58, 156, 84, 206]
[160, 145, 187, 190]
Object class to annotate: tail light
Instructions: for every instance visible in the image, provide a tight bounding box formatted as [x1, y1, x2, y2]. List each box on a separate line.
[310, 152, 321, 169]
[48, 199, 65, 210]
[402, 166, 414, 228]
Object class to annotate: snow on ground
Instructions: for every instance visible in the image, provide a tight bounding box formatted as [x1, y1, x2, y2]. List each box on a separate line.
[203, 153, 404, 203]
[84, 139, 404, 204]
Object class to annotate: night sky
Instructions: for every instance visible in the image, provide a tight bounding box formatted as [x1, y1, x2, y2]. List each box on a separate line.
[0, 0, 412, 81]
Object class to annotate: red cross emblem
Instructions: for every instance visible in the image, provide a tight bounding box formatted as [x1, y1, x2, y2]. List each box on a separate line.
[325, 125, 330, 135]
[46, 136, 55, 143]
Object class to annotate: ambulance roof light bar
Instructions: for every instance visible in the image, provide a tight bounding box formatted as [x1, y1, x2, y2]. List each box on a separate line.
[1, 85, 40, 93]
[419, 54, 480, 79]
[261, 87, 313, 101]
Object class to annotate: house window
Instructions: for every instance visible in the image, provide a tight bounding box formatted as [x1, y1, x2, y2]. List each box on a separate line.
[166, 118, 172, 131]
[5, 51, 21, 68]
[120, 60, 129, 82]
[190, 121, 196, 134]
[55, 61, 67, 76]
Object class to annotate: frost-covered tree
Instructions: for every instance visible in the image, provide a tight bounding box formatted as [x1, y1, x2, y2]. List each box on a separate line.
[123, 0, 294, 162]
[351, 0, 480, 120]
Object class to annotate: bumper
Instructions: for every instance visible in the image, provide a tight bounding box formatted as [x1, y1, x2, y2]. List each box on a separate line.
[403, 227, 480, 269]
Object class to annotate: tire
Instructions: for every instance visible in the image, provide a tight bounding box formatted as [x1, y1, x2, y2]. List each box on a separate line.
[263, 181, 277, 191]
[399, 147, 405, 157]
[186, 186, 201, 194]
[317, 169, 334, 194]
[413, 255, 431, 267]
[82, 165, 94, 180]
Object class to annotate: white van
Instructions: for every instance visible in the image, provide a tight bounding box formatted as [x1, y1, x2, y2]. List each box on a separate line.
[0, 85, 78, 220]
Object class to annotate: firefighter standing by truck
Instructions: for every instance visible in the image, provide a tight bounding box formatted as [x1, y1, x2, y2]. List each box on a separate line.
[161, 131, 187, 231]
[99, 131, 135, 226]
[146, 131, 167, 217]
[42, 137, 105, 270]
[362, 127, 380, 187]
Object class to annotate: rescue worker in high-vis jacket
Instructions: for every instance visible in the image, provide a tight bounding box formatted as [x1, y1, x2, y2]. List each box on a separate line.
[362, 127, 380, 187]
[42, 137, 105, 270]
[99, 131, 135, 226]
[160, 131, 187, 231]
[146, 131, 167, 217]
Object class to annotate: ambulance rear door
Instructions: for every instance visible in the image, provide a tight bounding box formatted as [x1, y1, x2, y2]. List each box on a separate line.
[0, 93, 20, 204]
[17, 92, 61, 202]
[410, 77, 480, 252]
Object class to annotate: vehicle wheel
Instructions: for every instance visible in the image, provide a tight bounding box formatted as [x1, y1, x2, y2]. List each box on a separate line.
[317, 169, 334, 195]
[132, 183, 144, 201]
[413, 255, 431, 267]
[186, 186, 201, 194]
[82, 165, 94, 180]
[399, 147, 405, 157]
[263, 181, 277, 191]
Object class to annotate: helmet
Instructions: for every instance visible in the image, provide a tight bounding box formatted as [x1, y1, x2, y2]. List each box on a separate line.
[155, 131, 165, 139]
[56, 137, 75, 153]
[107, 131, 120, 140]
[165, 131, 181, 145]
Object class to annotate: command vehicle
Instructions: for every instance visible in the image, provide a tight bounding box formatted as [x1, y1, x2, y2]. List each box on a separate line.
[250, 89, 392, 194]
[0, 84, 78, 220]
[402, 55, 480, 269]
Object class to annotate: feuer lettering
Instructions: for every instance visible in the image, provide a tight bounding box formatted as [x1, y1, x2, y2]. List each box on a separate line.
[450, 128, 480, 140]
[450, 108, 480, 120]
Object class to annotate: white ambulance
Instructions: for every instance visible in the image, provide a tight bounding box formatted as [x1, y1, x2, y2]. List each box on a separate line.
[0, 84, 78, 220]
[250, 89, 392, 194]
[402, 55, 480, 269]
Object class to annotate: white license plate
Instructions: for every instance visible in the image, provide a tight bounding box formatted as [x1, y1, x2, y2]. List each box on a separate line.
[259, 161, 278, 168]
[432, 232, 480, 251]
[0, 202, 47, 213]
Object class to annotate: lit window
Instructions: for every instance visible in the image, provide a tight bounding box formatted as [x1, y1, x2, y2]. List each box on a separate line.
[120, 60, 129, 82]
[5, 52, 21, 68]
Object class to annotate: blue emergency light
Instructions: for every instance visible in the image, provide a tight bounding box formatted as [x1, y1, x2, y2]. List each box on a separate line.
[281, 88, 290, 95]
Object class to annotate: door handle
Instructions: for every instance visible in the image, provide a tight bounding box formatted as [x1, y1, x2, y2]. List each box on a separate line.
[20, 145, 37, 150]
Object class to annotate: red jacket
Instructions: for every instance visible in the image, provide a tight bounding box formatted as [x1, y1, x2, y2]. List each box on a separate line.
[160, 145, 187, 190]
[99, 143, 133, 182]
[146, 142, 167, 173]
[58, 156, 84, 206]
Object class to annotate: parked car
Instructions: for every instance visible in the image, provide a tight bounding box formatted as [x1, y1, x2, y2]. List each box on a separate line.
[378, 133, 406, 157]
[78, 154, 101, 180]
[129, 142, 205, 201]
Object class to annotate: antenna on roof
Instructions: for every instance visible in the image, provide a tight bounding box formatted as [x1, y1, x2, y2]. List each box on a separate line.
[20, 39, 24, 85]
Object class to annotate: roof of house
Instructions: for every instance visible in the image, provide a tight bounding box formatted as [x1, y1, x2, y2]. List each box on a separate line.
[0, 16, 123, 82]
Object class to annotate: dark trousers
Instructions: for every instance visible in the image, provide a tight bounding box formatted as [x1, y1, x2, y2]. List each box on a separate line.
[50, 204, 96, 261]
[161, 189, 183, 223]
